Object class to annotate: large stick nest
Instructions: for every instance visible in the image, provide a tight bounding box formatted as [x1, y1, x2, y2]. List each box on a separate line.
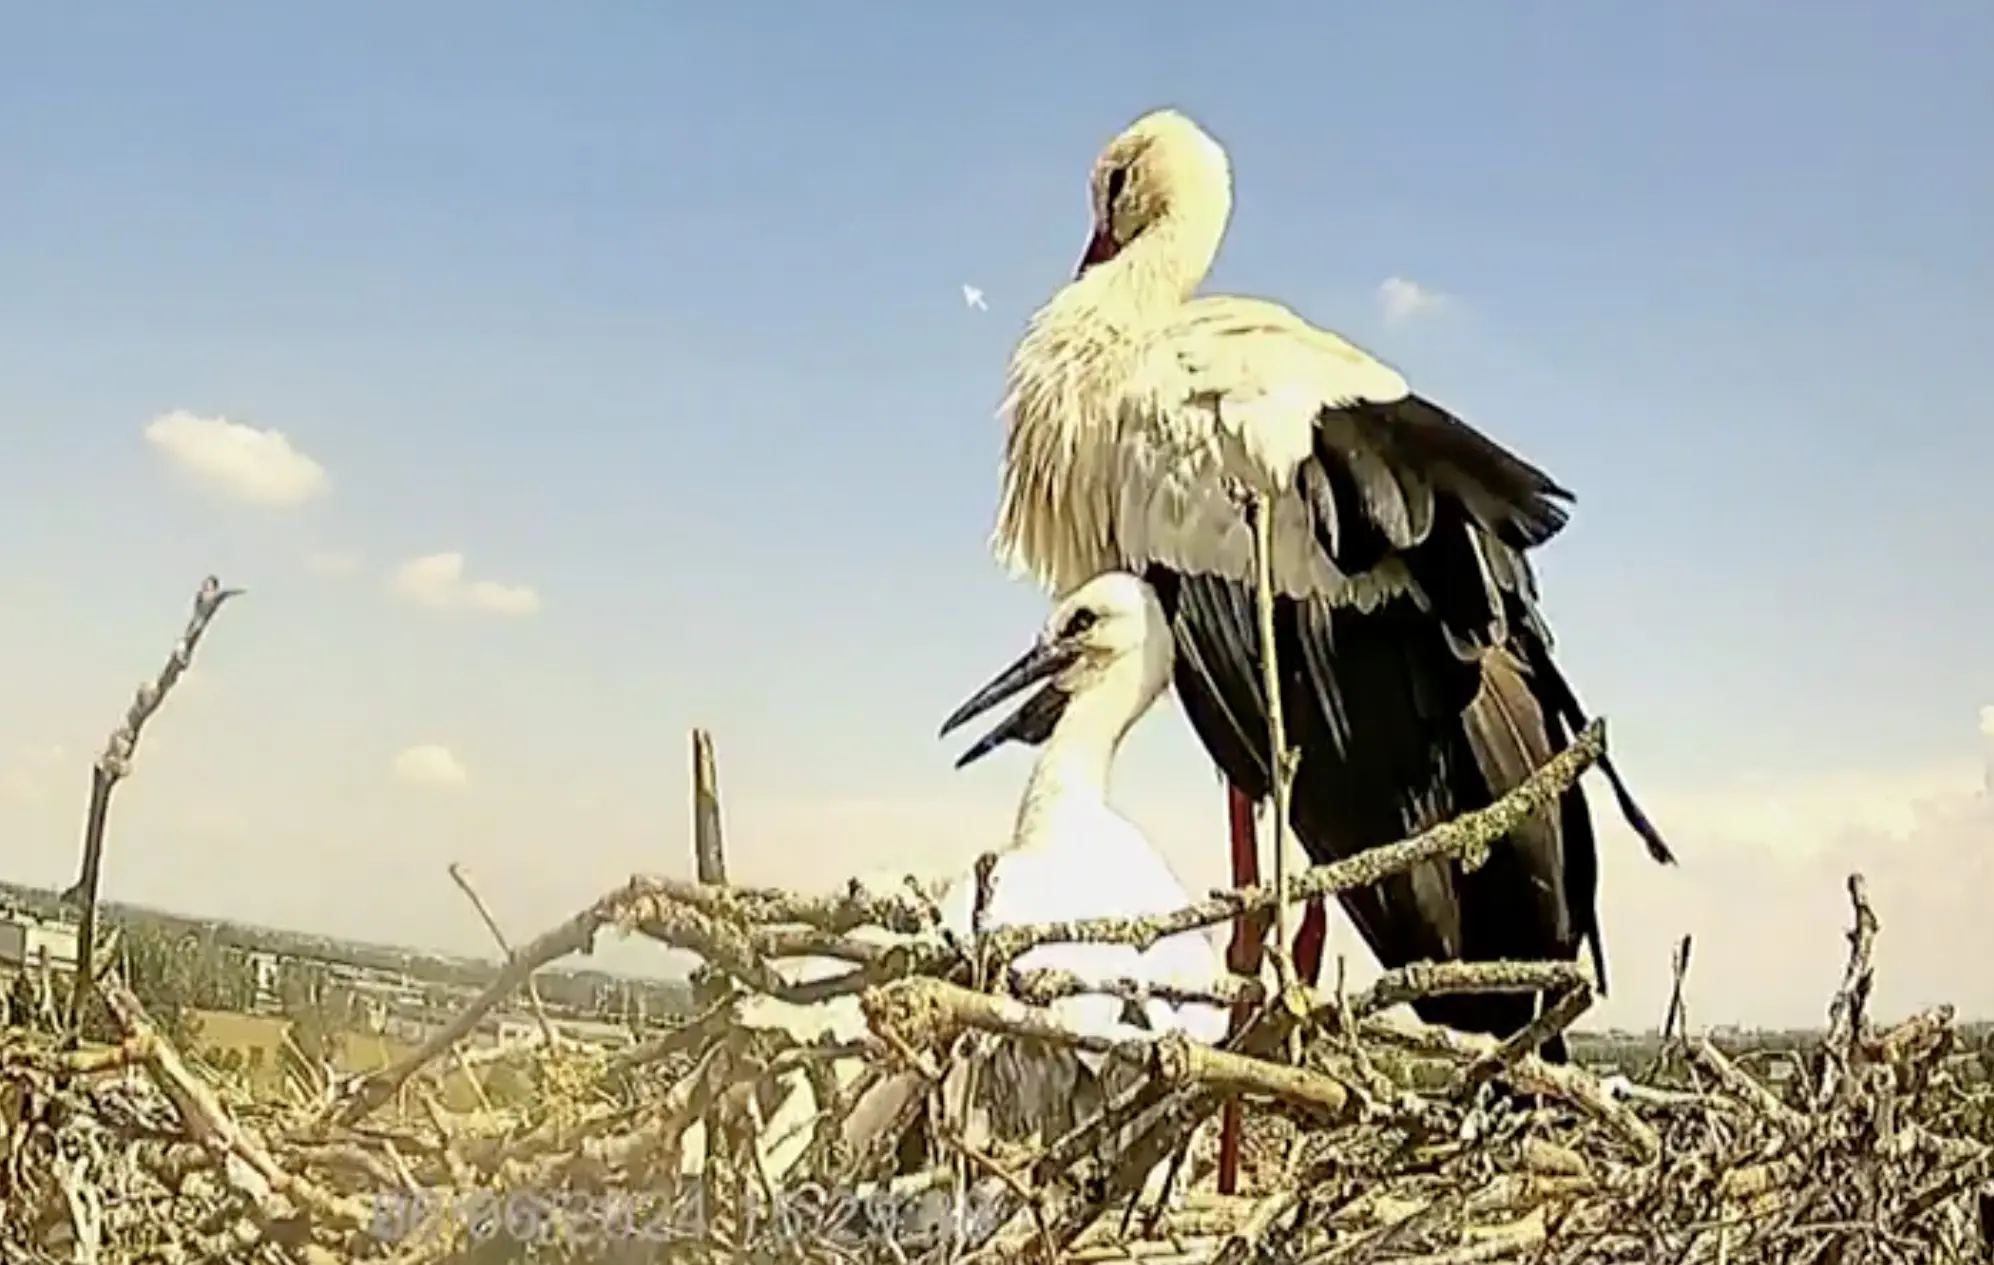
[6, 582, 1993, 1264]
[6, 809, 1992, 1262]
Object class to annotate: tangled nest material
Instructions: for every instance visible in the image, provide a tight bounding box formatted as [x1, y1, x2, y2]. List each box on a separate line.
[6, 795, 1994, 1262]
[6, 581, 1994, 1264]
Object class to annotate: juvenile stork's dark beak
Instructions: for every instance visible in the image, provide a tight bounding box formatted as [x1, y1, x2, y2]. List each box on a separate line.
[939, 636, 1081, 768]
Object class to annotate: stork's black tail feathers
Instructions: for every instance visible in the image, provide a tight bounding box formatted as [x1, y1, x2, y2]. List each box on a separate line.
[1528, 645, 1676, 867]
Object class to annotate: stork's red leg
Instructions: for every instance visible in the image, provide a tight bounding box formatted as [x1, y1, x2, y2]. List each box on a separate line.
[1216, 782, 1264, 1196]
[1292, 898, 1329, 989]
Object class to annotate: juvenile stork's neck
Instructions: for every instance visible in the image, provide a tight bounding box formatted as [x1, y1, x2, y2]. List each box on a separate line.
[1008, 669, 1156, 852]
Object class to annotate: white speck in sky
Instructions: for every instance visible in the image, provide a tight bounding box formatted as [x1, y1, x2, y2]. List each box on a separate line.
[962, 284, 987, 311]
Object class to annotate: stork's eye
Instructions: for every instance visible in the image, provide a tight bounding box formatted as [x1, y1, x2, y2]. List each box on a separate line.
[1104, 166, 1129, 211]
[1061, 608, 1100, 639]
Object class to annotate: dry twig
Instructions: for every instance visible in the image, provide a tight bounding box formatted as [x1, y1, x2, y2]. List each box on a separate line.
[63, 575, 241, 1033]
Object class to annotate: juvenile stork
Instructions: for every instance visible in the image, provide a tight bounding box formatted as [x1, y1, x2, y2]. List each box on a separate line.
[938, 571, 1229, 1196]
[991, 108, 1673, 1077]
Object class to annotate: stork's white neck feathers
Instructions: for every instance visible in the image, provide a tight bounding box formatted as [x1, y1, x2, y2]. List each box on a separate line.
[993, 143, 1230, 598]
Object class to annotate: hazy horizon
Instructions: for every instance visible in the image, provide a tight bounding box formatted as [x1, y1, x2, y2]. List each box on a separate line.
[5, 3, 1993, 1033]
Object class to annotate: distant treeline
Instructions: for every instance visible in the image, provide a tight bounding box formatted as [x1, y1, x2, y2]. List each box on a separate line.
[0, 879, 696, 1019]
[12, 878, 1991, 1061]
[1572, 1021, 1994, 1074]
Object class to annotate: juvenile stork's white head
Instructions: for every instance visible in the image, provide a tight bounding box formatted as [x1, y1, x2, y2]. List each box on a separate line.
[938, 572, 1173, 768]
[1076, 108, 1234, 283]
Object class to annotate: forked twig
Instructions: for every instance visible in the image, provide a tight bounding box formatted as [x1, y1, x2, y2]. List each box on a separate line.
[446, 861, 556, 1048]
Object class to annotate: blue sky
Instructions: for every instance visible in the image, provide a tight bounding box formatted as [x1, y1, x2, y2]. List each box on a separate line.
[3, 3, 1992, 1027]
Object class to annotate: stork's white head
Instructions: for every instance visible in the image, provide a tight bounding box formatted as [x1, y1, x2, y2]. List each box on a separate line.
[939, 572, 1173, 768]
[1077, 108, 1233, 281]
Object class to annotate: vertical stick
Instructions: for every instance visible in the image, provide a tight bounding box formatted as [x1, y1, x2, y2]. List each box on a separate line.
[1661, 935, 1693, 1045]
[691, 729, 728, 885]
[65, 576, 240, 1039]
[1217, 490, 1303, 1195]
[688, 729, 732, 1013]
[1250, 495, 1297, 996]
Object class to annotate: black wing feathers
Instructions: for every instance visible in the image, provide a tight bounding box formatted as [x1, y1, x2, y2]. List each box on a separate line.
[1154, 568, 1463, 972]
[1150, 392, 1666, 1060]
[1320, 396, 1574, 553]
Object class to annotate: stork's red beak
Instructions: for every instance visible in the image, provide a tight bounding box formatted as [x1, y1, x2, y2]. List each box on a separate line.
[1076, 226, 1119, 278]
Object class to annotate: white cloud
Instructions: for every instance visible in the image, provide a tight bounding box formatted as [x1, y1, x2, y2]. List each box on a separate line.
[1587, 730, 1994, 1029]
[1641, 704, 1994, 859]
[1376, 276, 1451, 328]
[304, 549, 362, 577]
[393, 744, 468, 789]
[390, 552, 541, 617]
[143, 410, 329, 507]
[1642, 760, 1988, 859]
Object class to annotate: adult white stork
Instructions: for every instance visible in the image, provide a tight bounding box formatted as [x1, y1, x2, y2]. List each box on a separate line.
[938, 571, 1230, 1198]
[990, 108, 1673, 1104]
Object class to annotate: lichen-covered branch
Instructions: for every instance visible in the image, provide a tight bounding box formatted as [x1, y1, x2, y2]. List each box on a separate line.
[978, 720, 1607, 966]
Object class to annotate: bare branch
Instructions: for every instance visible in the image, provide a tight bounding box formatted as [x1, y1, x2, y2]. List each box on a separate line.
[64, 575, 241, 1033]
[979, 719, 1608, 967]
[691, 727, 729, 884]
[446, 861, 557, 1048]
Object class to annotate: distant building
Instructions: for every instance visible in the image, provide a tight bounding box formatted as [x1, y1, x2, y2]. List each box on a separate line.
[244, 950, 283, 1012]
[0, 909, 80, 974]
[494, 1017, 539, 1045]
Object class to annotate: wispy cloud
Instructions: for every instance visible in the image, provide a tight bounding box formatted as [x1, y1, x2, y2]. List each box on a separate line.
[1639, 755, 1989, 861]
[392, 743, 468, 789]
[304, 549, 363, 577]
[1375, 276, 1452, 328]
[143, 410, 329, 507]
[390, 552, 541, 617]
[1587, 711, 1994, 1027]
[1635, 690, 1994, 857]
